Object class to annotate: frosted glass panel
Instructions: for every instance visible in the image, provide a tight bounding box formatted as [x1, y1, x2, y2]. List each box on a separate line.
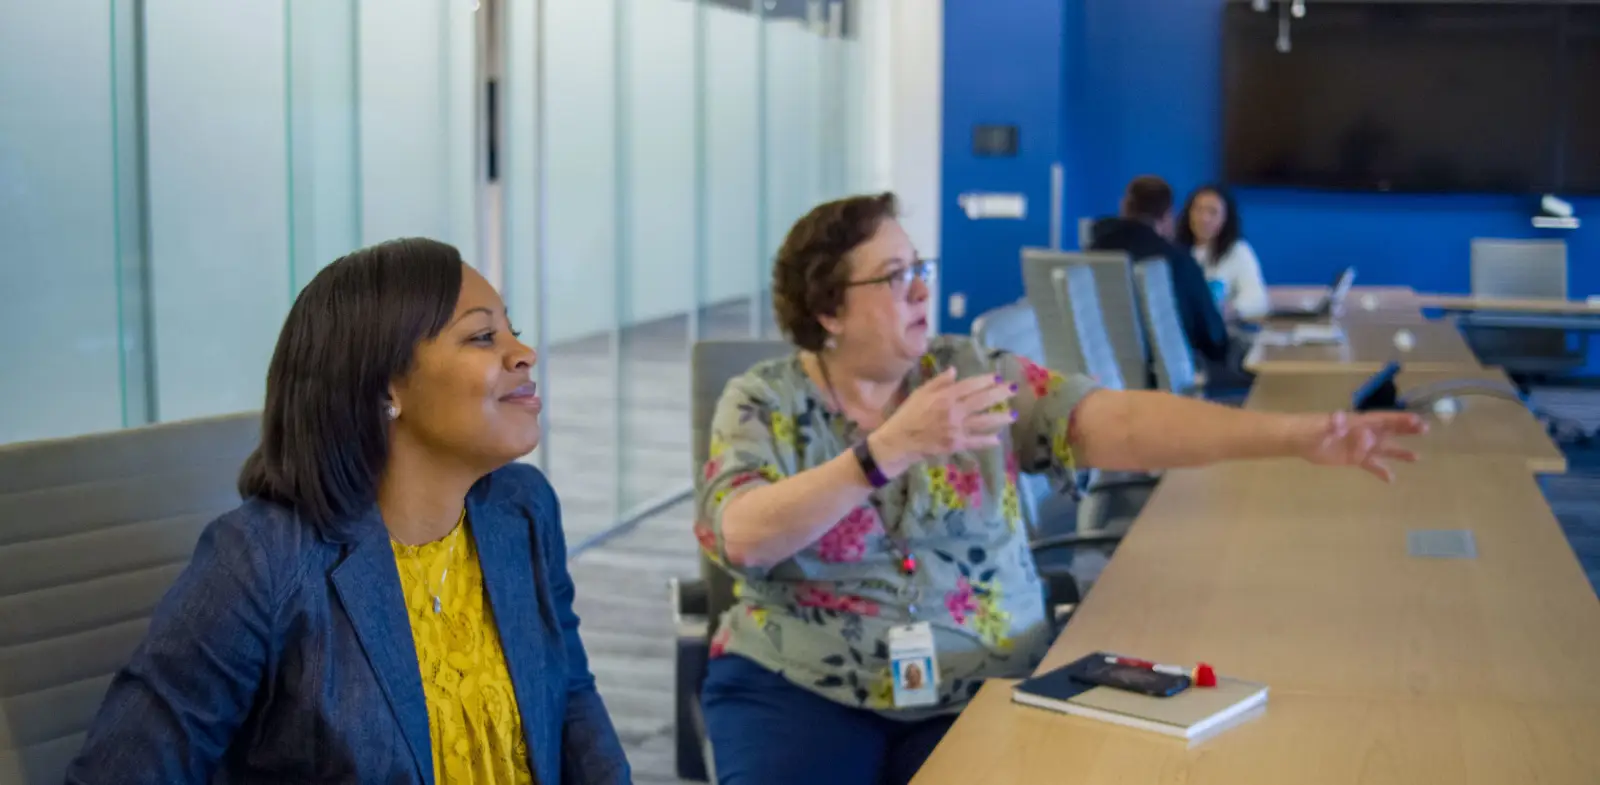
[288, 0, 360, 290]
[546, 0, 618, 344]
[144, 0, 290, 421]
[705, 6, 761, 305]
[840, 38, 870, 194]
[0, 0, 126, 442]
[543, 0, 619, 542]
[503, 0, 541, 345]
[357, 0, 479, 261]
[619, 0, 696, 512]
[624, 0, 696, 324]
[764, 19, 825, 259]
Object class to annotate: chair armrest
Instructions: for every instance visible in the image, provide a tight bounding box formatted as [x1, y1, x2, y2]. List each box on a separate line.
[1029, 532, 1126, 554]
[1086, 476, 1160, 493]
[670, 578, 711, 640]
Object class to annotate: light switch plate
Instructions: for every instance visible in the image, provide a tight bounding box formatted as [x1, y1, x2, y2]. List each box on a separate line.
[958, 192, 1027, 220]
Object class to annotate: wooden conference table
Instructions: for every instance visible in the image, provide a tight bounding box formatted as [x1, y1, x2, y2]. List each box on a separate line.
[1268, 285, 1424, 321]
[1247, 368, 1567, 475]
[913, 453, 1600, 784]
[908, 454, 1600, 780]
[1419, 293, 1600, 316]
[912, 290, 1599, 783]
[1244, 320, 1480, 374]
[1248, 285, 1485, 373]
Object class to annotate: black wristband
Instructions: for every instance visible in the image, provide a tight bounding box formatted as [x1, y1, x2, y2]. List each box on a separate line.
[852, 440, 891, 489]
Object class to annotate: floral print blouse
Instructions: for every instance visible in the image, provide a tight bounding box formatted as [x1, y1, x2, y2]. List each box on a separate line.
[694, 335, 1099, 718]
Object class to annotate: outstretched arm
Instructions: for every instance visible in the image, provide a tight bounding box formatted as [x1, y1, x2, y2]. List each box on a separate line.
[1072, 389, 1426, 481]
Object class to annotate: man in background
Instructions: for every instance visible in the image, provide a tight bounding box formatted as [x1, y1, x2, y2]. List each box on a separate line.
[1089, 175, 1232, 373]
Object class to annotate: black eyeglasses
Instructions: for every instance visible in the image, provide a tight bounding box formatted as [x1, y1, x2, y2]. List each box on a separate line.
[844, 259, 937, 292]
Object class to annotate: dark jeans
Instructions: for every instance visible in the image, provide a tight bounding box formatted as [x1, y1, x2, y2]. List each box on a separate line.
[702, 655, 959, 785]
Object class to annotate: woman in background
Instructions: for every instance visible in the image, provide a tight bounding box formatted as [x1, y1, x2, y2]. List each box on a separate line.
[67, 239, 629, 784]
[1179, 184, 1269, 321]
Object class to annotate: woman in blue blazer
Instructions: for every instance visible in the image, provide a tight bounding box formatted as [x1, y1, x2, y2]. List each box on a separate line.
[67, 239, 631, 784]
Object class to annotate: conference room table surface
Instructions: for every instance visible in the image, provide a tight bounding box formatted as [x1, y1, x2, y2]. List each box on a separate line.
[1244, 320, 1480, 374]
[1245, 367, 1567, 475]
[1266, 285, 1424, 322]
[911, 454, 1600, 784]
[1419, 293, 1600, 316]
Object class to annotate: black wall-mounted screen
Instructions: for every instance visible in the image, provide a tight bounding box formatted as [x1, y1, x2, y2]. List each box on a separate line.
[1223, 2, 1596, 194]
[1564, 6, 1600, 193]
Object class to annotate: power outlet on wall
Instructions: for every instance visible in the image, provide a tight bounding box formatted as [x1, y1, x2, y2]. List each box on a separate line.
[948, 293, 967, 320]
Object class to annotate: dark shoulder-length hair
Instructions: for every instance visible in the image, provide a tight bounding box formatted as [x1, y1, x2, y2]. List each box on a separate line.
[239, 238, 464, 529]
[1176, 184, 1243, 262]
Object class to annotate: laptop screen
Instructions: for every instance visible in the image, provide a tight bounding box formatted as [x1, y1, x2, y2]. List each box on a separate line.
[1328, 267, 1357, 306]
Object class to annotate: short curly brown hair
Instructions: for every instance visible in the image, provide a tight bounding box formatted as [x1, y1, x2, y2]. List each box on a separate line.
[771, 192, 899, 351]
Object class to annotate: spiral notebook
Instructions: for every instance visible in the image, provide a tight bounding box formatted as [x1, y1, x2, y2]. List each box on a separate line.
[1012, 653, 1268, 740]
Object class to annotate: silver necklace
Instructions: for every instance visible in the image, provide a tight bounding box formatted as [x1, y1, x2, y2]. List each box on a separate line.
[429, 521, 463, 614]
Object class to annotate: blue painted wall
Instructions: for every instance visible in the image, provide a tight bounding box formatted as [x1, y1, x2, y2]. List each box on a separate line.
[941, 0, 1597, 335]
[939, 0, 1066, 334]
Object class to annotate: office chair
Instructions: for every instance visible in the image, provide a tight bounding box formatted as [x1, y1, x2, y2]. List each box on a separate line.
[0, 414, 260, 785]
[1462, 238, 1582, 379]
[670, 339, 788, 781]
[971, 301, 1060, 533]
[1050, 265, 1127, 390]
[1048, 267, 1158, 547]
[1022, 249, 1152, 390]
[670, 338, 1125, 781]
[1132, 259, 1202, 397]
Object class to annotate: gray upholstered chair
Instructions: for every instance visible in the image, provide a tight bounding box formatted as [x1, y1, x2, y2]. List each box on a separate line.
[672, 339, 789, 781]
[1022, 248, 1151, 389]
[1045, 266, 1156, 551]
[1133, 259, 1201, 397]
[971, 299, 1044, 367]
[1463, 238, 1582, 377]
[0, 413, 259, 785]
[971, 301, 1061, 533]
[1051, 265, 1127, 390]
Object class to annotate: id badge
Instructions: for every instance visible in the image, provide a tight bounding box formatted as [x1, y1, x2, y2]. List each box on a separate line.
[888, 622, 940, 709]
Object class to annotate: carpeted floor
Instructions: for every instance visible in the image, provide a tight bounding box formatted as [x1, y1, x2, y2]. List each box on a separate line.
[1528, 386, 1600, 594]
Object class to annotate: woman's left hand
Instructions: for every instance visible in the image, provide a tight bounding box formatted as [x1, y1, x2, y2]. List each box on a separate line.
[1303, 411, 1428, 482]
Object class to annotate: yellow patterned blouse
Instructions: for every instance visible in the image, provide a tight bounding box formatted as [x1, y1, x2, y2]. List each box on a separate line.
[392, 517, 534, 785]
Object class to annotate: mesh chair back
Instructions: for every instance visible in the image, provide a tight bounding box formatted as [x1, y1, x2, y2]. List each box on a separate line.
[1052, 265, 1125, 390]
[1133, 259, 1200, 396]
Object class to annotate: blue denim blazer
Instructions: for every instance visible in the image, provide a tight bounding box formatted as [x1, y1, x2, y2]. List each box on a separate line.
[65, 463, 631, 784]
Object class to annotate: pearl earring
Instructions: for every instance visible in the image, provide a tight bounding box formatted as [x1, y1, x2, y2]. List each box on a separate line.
[385, 404, 400, 420]
[824, 335, 838, 351]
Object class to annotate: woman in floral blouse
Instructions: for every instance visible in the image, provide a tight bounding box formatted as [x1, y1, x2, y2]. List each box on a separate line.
[695, 193, 1424, 785]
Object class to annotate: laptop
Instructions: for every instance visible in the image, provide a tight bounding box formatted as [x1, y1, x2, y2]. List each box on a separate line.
[1269, 267, 1356, 321]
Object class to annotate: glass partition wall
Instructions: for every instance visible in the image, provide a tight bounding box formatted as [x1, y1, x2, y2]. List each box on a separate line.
[1, 0, 869, 546]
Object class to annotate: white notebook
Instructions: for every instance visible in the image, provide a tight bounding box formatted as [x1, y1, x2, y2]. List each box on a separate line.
[1012, 653, 1269, 740]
